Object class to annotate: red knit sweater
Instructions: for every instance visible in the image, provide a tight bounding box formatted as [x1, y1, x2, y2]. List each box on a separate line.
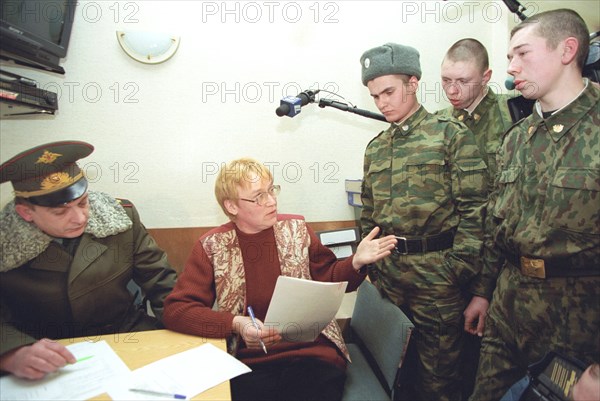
[163, 218, 365, 371]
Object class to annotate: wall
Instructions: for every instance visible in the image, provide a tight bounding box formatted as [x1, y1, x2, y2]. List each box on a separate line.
[1, 1, 598, 228]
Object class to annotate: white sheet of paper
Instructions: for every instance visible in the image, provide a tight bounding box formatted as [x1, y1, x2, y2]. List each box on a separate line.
[0, 340, 130, 401]
[107, 343, 251, 400]
[264, 276, 348, 342]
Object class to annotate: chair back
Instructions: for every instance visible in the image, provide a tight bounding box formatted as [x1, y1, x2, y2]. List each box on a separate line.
[350, 280, 414, 395]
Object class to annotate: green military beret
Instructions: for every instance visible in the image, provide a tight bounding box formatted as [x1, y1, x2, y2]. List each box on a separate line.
[360, 43, 422, 86]
[0, 140, 94, 206]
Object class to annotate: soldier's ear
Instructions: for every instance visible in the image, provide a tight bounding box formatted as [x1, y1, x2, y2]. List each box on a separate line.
[406, 76, 419, 94]
[482, 69, 492, 86]
[15, 203, 35, 222]
[561, 37, 579, 66]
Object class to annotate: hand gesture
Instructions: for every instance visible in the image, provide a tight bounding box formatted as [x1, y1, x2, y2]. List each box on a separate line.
[352, 226, 397, 271]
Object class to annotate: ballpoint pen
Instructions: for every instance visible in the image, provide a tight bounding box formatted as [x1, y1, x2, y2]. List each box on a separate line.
[247, 306, 268, 354]
[75, 355, 94, 363]
[129, 388, 187, 399]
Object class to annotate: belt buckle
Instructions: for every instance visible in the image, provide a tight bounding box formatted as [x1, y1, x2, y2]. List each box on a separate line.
[395, 236, 408, 255]
[520, 256, 546, 279]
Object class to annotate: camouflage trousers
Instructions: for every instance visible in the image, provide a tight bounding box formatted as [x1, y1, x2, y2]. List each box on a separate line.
[375, 252, 467, 401]
[469, 262, 600, 401]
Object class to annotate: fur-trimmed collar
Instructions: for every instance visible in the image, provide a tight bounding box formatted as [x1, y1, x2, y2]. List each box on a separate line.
[0, 191, 132, 272]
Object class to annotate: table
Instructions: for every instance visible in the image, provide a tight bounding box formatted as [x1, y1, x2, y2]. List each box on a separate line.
[58, 329, 231, 401]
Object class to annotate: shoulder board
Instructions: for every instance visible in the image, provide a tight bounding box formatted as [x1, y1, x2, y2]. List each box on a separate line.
[501, 120, 522, 141]
[436, 115, 467, 129]
[433, 110, 451, 118]
[116, 198, 133, 208]
[366, 130, 387, 147]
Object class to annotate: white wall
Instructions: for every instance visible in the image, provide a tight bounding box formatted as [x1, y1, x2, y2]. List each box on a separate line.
[1, 1, 598, 228]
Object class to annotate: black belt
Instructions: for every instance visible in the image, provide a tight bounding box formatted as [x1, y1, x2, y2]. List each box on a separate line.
[394, 229, 455, 255]
[505, 253, 600, 279]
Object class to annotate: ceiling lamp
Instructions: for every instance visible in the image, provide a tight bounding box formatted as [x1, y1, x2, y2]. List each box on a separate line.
[116, 31, 180, 64]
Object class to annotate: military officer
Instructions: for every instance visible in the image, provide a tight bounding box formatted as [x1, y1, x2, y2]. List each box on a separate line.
[359, 43, 488, 401]
[0, 140, 177, 380]
[469, 9, 600, 401]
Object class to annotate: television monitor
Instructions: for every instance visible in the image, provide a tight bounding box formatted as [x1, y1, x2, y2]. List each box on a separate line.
[0, 1, 77, 74]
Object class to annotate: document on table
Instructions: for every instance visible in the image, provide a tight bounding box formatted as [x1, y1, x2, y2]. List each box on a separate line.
[108, 343, 251, 400]
[0, 340, 130, 401]
[264, 276, 348, 342]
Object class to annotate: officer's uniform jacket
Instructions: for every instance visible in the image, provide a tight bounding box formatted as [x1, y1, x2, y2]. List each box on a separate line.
[438, 89, 513, 188]
[474, 80, 600, 299]
[0, 191, 177, 354]
[361, 105, 488, 302]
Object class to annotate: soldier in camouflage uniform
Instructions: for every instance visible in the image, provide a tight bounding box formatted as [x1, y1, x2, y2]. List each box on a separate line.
[469, 9, 600, 401]
[438, 38, 513, 192]
[438, 38, 516, 400]
[359, 43, 488, 401]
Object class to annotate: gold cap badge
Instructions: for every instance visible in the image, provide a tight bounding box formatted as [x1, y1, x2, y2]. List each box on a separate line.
[36, 150, 63, 164]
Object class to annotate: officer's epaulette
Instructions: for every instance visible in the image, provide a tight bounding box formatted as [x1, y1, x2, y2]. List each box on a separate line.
[501, 116, 529, 143]
[116, 198, 133, 208]
[436, 114, 468, 130]
[366, 129, 388, 147]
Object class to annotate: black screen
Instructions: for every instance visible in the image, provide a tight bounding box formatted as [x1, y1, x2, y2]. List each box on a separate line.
[0, 0, 76, 73]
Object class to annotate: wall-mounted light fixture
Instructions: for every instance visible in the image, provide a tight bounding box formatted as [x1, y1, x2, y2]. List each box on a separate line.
[116, 31, 180, 64]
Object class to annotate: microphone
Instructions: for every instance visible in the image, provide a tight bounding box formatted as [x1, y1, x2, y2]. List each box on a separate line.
[275, 90, 319, 117]
[505, 76, 515, 90]
[502, 0, 527, 21]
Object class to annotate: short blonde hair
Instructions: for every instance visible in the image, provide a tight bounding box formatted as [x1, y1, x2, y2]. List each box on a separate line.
[444, 38, 489, 74]
[215, 157, 273, 219]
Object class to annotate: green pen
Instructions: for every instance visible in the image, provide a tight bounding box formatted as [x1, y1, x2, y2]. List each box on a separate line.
[75, 355, 94, 363]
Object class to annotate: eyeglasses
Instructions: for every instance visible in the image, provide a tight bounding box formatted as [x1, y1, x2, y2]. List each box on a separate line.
[239, 185, 281, 206]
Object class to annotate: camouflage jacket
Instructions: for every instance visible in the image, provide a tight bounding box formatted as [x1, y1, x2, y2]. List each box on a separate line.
[473, 81, 600, 299]
[360, 105, 488, 292]
[438, 89, 513, 188]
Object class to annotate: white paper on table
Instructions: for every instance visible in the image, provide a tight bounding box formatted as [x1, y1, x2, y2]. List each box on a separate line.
[0, 340, 130, 401]
[264, 276, 348, 342]
[107, 343, 251, 400]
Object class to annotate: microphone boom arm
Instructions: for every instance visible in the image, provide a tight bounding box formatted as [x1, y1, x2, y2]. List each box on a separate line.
[318, 98, 387, 122]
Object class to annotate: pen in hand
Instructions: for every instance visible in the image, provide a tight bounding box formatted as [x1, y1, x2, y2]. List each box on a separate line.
[247, 306, 268, 354]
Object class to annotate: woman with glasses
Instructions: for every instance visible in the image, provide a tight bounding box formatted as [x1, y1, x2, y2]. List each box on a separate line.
[164, 157, 397, 401]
